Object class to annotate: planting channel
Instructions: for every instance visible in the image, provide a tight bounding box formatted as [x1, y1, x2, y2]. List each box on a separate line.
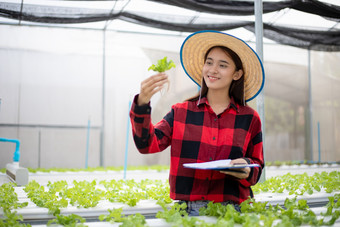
[0, 164, 339, 226]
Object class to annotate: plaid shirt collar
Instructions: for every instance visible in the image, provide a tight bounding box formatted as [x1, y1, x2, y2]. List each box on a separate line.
[197, 96, 239, 112]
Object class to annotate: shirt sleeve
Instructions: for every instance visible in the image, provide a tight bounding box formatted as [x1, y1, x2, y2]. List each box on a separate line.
[239, 111, 264, 187]
[129, 94, 172, 154]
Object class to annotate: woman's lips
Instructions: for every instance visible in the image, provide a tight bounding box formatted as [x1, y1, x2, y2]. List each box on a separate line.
[208, 75, 219, 81]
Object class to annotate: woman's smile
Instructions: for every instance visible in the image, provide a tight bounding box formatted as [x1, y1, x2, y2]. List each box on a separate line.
[207, 75, 219, 81]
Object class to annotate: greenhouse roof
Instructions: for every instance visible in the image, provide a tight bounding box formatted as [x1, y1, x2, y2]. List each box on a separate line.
[0, 0, 339, 51]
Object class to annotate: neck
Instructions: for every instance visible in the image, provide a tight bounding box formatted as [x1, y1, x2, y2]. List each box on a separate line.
[207, 89, 231, 114]
[207, 89, 230, 105]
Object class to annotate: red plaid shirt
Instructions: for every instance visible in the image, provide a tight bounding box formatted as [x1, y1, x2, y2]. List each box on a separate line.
[130, 95, 264, 204]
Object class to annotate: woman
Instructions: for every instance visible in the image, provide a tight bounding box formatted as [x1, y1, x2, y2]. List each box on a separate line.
[130, 30, 265, 216]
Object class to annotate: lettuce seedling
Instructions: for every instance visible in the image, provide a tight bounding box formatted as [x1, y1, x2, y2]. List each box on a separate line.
[148, 57, 175, 93]
[148, 57, 176, 72]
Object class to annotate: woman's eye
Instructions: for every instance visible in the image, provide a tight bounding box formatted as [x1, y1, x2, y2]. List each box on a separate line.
[206, 61, 213, 65]
[220, 64, 227, 68]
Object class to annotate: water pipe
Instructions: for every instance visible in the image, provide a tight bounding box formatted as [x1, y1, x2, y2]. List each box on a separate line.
[0, 137, 20, 162]
[1, 137, 29, 185]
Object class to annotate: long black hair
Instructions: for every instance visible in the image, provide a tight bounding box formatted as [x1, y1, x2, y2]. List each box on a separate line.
[187, 46, 245, 105]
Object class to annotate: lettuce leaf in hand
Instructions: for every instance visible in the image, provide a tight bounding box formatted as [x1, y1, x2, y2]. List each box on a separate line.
[148, 57, 176, 72]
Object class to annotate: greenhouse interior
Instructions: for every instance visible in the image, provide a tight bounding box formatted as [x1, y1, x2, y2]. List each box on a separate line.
[0, 0, 339, 226]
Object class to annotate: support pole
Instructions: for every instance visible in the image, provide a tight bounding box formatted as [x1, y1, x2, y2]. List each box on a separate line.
[85, 118, 91, 169]
[308, 49, 314, 162]
[255, 0, 265, 181]
[317, 121, 321, 163]
[99, 29, 106, 167]
[124, 100, 132, 180]
[38, 129, 41, 168]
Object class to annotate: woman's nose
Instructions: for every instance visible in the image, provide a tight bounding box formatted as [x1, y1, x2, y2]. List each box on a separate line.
[209, 64, 218, 74]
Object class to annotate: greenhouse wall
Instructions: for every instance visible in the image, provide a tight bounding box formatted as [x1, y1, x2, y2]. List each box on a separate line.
[311, 52, 340, 162]
[0, 25, 339, 169]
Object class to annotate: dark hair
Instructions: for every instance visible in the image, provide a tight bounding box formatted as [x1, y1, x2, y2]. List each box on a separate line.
[186, 46, 245, 105]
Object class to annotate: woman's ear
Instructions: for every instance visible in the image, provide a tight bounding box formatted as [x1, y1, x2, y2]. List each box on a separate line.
[233, 69, 243, 81]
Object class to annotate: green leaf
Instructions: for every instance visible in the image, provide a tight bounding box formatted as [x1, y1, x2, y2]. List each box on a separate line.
[120, 213, 146, 227]
[47, 214, 87, 227]
[99, 208, 124, 223]
[148, 57, 176, 72]
[297, 199, 309, 210]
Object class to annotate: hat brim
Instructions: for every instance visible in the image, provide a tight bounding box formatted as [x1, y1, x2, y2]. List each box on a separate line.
[180, 30, 265, 102]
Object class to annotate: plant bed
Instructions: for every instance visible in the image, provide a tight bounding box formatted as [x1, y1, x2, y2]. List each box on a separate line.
[0, 171, 339, 226]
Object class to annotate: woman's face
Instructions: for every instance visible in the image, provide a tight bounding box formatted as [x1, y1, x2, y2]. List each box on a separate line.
[202, 47, 242, 93]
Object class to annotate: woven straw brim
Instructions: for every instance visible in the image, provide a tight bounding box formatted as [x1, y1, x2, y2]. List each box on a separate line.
[180, 31, 264, 102]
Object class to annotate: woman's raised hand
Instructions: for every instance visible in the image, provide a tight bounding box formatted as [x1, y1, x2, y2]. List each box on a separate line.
[137, 73, 169, 106]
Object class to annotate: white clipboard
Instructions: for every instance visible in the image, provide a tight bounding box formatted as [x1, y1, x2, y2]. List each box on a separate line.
[183, 159, 260, 171]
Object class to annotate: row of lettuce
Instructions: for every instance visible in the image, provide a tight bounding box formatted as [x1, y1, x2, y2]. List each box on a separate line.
[1, 161, 339, 174]
[0, 171, 339, 226]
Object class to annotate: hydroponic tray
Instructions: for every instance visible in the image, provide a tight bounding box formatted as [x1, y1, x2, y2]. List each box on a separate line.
[30, 216, 219, 227]
[29, 211, 340, 227]
[1, 163, 339, 185]
[1, 166, 339, 226]
[256, 191, 337, 207]
[2, 184, 338, 225]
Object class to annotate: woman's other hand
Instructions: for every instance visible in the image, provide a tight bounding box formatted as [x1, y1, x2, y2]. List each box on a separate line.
[138, 73, 169, 106]
[220, 158, 250, 179]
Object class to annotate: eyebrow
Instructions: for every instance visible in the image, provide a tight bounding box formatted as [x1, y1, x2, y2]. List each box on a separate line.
[206, 57, 230, 64]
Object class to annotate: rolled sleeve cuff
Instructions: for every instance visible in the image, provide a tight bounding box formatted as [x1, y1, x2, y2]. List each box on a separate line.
[240, 157, 255, 187]
[132, 95, 151, 115]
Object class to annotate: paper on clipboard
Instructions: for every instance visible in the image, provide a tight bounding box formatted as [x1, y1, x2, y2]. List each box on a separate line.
[183, 159, 260, 170]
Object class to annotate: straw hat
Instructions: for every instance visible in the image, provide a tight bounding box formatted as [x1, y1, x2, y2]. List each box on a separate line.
[180, 30, 265, 102]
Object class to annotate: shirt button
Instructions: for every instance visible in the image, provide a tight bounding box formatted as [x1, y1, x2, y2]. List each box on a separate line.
[202, 196, 205, 200]
[213, 137, 216, 140]
[206, 177, 209, 181]
[209, 157, 212, 161]
[214, 118, 217, 122]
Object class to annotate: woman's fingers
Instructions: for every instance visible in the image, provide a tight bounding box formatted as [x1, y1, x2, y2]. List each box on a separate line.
[220, 158, 251, 179]
[141, 75, 168, 94]
[138, 73, 168, 105]
[143, 73, 168, 88]
[220, 167, 250, 179]
[141, 74, 168, 96]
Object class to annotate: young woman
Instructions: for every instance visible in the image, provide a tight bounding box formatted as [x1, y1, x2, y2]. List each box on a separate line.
[130, 30, 265, 216]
